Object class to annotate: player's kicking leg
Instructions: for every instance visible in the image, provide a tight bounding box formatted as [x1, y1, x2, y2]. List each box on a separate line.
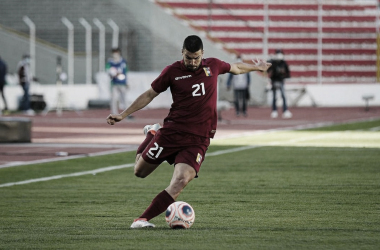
[131, 163, 195, 228]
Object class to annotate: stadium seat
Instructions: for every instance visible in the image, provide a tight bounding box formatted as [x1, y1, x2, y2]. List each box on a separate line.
[155, 0, 377, 83]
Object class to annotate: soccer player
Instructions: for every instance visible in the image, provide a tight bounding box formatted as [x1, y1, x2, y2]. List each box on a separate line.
[106, 35, 271, 228]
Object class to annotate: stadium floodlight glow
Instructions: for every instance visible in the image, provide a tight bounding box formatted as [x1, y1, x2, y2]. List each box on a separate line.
[79, 18, 92, 85]
[107, 19, 119, 48]
[93, 18, 106, 72]
[61, 17, 74, 85]
[22, 16, 36, 78]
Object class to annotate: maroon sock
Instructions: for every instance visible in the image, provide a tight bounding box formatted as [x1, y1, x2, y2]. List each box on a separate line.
[139, 190, 175, 221]
[136, 132, 154, 154]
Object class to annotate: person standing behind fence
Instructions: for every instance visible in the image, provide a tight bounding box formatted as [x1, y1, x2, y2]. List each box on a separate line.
[267, 49, 292, 119]
[17, 54, 35, 115]
[0, 56, 9, 112]
[106, 48, 129, 116]
[226, 55, 251, 117]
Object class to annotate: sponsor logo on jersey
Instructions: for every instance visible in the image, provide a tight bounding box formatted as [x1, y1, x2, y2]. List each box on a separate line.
[175, 75, 192, 80]
[196, 153, 203, 165]
[203, 67, 213, 76]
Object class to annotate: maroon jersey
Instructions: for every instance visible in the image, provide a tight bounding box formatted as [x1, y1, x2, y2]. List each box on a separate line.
[151, 58, 231, 138]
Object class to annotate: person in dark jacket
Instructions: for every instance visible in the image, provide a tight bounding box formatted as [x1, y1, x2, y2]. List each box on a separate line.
[267, 49, 292, 119]
[0, 56, 9, 111]
[17, 54, 35, 115]
[226, 55, 251, 117]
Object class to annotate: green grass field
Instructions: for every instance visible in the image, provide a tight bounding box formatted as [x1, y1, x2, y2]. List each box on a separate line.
[1, 120, 379, 249]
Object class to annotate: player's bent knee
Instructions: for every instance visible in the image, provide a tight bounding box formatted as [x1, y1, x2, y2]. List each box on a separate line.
[134, 168, 148, 178]
[133, 157, 159, 178]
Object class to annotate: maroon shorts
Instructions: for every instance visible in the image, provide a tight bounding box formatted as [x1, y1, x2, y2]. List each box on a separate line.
[141, 128, 210, 175]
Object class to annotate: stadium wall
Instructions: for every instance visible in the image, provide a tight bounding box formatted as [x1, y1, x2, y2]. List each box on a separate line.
[2, 75, 379, 111]
[0, 26, 94, 84]
[0, 0, 378, 110]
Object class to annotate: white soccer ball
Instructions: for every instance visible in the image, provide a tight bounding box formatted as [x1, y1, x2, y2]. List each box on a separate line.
[108, 67, 118, 77]
[165, 201, 195, 229]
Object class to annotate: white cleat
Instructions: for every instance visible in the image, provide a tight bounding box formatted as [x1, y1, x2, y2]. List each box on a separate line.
[130, 219, 156, 228]
[282, 110, 293, 119]
[271, 111, 278, 118]
[143, 123, 161, 135]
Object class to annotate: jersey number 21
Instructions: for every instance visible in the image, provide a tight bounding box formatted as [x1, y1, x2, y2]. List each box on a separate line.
[192, 82, 205, 96]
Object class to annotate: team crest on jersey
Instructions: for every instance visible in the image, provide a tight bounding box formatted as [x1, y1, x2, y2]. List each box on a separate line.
[196, 153, 203, 165]
[203, 67, 213, 77]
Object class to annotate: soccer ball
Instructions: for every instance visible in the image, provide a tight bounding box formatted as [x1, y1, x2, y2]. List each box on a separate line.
[165, 201, 195, 229]
[108, 67, 118, 77]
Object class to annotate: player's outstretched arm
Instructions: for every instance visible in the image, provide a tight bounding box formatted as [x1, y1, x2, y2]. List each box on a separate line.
[229, 58, 271, 75]
[106, 87, 159, 125]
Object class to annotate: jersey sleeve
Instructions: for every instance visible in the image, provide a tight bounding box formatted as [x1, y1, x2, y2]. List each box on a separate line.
[214, 58, 231, 74]
[151, 65, 171, 93]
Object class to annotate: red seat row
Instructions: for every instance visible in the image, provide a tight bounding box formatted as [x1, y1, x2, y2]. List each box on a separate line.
[216, 37, 376, 44]
[184, 14, 376, 22]
[291, 71, 375, 77]
[158, 2, 375, 11]
[234, 48, 375, 55]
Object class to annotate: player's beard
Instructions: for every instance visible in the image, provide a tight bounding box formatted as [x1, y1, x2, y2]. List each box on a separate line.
[185, 63, 200, 71]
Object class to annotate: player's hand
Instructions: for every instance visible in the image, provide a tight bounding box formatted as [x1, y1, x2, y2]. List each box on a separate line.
[252, 58, 271, 72]
[106, 114, 123, 125]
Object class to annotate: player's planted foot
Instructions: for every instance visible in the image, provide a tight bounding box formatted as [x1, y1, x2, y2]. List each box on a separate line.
[271, 110, 278, 118]
[282, 110, 292, 119]
[143, 123, 161, 135]
[130, 218, 155, 228]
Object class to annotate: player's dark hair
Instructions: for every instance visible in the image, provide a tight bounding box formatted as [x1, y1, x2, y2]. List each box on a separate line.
[183, 35, 203, 53]
[111, 47, 121, 53]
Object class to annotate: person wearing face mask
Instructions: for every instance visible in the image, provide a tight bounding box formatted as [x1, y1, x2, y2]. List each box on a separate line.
[17, 54, 35, 115]
[267, 49, 292, 119]
[106, 48, 129, 115]
[226, 55, 251, 117]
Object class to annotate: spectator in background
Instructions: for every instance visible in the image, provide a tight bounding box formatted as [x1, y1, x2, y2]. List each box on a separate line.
[0, 56, 9, 112]
[106, 48, 130, 116]
[17, 54, 35, 115]
[267, 49, 292, 119]
[226, 55, 251, 117]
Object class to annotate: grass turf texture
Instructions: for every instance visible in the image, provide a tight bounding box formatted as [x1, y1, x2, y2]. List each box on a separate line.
[211, 119, 380, 149]
[302, 118, 380, 132]
[1, 147, 379, 249]
[0, 119, 379, 249]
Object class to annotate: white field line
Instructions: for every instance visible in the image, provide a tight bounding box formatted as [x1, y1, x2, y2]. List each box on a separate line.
[206, 145, 261, 156]
[369, 126, 380, 131]
[0, 148, 133, 169]
[267, 131, 343, 146]
[1, 128, 379, 188]
[0, 145, 260, 188]
[32, 127, 142, 134]
[0, 163, 134, 188]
